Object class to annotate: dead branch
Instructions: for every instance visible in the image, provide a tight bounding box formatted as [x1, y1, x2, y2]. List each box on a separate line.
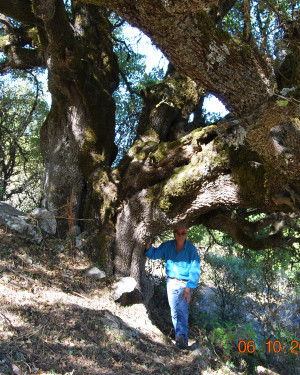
[0, 312, 14, 329]
[1, 356, 25, 375]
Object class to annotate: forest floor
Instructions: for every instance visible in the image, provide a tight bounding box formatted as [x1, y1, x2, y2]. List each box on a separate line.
[0, 225, 242, 375]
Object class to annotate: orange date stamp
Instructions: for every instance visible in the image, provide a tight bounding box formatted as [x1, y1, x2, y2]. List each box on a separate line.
[238, 340, 300, 354]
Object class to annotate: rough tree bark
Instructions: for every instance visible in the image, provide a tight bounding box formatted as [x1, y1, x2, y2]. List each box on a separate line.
[0, 1, 119, 234]
[89, 0, 275, 115]
[1, 0, 300, 302]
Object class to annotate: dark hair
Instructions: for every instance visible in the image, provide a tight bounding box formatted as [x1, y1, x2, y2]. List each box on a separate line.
[173, 225, 188, 231]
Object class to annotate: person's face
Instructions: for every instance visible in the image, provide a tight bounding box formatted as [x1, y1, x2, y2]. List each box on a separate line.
[173, 227, 188, 243]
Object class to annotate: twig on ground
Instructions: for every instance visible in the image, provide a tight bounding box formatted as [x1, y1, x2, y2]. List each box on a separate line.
[71, 291, 95, 302]
[1, 356, 25, 375]
[0, 312, 15, 330]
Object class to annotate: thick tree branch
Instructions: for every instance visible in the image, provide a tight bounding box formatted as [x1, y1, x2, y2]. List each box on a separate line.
[198, 209, 299, 250]
[31, 0, 77, 74]
[217, 99, 300, 211]
[0, 14, 46, 71]
[136, 65, 204, 142]
[0, 0, 42, 26]
[0, 47, 46, 72]
[125, 127, 216, 184]
[87, 0, 274, 115]
[243, 0, 252, 41]
[234, 211, 285, 233]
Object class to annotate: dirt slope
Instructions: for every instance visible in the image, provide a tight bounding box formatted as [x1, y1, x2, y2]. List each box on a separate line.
[0, 226, 239, 375]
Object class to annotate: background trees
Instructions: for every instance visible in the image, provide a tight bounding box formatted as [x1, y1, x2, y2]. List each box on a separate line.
[0, 71, 48, 209]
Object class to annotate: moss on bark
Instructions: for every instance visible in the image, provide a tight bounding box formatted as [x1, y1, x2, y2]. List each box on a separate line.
[227, 147, 268, 206]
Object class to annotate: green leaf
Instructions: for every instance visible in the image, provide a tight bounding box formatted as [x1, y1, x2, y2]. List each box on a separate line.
[276, 100, 289, 107]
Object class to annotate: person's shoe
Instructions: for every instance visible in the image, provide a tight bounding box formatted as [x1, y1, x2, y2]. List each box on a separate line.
[175, 335, 188, 350]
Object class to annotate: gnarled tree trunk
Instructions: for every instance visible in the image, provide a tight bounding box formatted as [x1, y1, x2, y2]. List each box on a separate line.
[36, 3, 119, 238]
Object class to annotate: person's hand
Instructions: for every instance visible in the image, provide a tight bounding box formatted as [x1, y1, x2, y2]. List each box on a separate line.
[145, 239, 152, 251]
[181, 287, 191, 303]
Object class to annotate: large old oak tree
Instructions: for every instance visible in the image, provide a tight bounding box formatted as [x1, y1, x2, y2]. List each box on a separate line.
[1, 0, 300, 301]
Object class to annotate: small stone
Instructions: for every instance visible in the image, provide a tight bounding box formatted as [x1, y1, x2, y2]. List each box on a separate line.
[75, 232, 87, 250]
[256, 366, 278, 375]
[84, 267, 106, 280]
[55, 244, 65, 253]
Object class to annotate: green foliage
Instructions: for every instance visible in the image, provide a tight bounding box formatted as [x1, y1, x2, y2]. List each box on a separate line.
[221, 0, 244, 36]
[186, 225, 209, 245]
[205, 253, 261, 321]
[222, 0, 300, 59]
[182, 225, 300, 373]
[111, 18, 165, 164]
[0, 70, 49, 210]
[210, 321, 257, 360]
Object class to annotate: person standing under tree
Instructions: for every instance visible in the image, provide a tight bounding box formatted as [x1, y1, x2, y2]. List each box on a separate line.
[145, 226, 201, 349]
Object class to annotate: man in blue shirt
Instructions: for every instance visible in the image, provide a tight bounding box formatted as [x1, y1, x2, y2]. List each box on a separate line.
[145, 226, 201, 349]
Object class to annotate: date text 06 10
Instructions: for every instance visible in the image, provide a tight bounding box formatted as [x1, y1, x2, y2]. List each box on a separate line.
[238, 340, 299, 354]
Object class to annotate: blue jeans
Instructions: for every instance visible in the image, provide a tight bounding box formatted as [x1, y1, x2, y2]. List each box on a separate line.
[166, 277, 191, 342]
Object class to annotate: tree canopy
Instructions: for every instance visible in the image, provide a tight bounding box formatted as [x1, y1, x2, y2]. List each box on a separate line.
[0, 0, 300, 296]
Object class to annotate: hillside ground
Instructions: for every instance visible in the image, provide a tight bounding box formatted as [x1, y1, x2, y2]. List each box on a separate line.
[0, 225, 241, 375]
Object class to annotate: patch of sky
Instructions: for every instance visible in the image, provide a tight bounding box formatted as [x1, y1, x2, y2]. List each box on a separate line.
[123, 24, 168, 74]
[203, 94, 229, 121]
[38, 70, 51, 105]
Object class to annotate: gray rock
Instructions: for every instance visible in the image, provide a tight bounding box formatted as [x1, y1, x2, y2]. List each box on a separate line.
[75, 231, 87, 250]
[112, 277, 138, 301]
[31, 208, 57, 235]
[84, 267, 106, 280]
[55, 244, 65, 253]
[0, 202, 24, 216]
[0, 201, 43, 243]
[191, 348, 203, 356]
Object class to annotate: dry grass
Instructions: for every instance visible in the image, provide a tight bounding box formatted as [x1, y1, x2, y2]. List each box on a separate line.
[0, 226, 223, 375]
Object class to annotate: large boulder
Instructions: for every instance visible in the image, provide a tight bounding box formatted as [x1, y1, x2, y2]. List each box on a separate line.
[31, 208, 57, 235]
[0, 201, 43, 243]
[112, 277, 142, 306]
